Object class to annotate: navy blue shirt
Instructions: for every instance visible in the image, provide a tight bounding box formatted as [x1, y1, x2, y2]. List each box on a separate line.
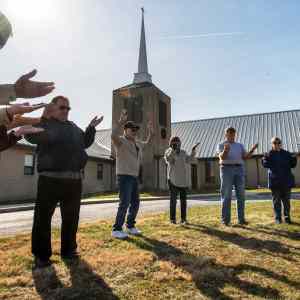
[262, 149, 297, 189]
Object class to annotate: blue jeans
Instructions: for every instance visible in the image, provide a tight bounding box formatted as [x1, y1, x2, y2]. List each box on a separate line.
[113, 175, 140, 231]
[220, 165, 245, 224]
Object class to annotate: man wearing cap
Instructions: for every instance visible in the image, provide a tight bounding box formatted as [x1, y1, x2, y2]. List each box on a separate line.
[111, 110, 154, 239]
[217, 127, 258, 226]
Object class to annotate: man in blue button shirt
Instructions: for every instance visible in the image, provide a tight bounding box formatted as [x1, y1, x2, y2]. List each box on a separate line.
[217, 127, 258, 226]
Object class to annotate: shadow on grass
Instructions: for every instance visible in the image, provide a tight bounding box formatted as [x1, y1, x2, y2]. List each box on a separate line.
[187, 223, 299, 262]
[32, 258, 119, 300]
[128, 235, 280, 300]
[239, 225, 300, 242]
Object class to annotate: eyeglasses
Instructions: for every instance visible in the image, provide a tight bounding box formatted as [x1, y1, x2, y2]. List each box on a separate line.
[59, 105, 71, 111]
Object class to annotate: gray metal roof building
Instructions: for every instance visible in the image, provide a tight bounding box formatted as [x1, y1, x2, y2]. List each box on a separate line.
[93, 109, 300, 159]
[18, 109, 300, 159]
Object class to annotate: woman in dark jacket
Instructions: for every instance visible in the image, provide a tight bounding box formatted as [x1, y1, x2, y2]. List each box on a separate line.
[262, 137, 297, 224]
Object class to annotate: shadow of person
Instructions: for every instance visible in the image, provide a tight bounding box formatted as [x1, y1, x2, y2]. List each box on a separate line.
[128, 235, 280, 299]
[239, 225, 300, 242]
[32, 259, 119, 300]
[63, 258, 120, 300]
[186, 223, 298, 261]
[32, 264, 63, 300]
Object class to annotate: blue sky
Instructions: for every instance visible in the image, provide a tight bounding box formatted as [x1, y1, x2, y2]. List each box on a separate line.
[1, 0, 300, 129]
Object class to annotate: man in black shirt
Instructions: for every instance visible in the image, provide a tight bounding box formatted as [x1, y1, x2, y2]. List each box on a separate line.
[26, 96, 103, 268]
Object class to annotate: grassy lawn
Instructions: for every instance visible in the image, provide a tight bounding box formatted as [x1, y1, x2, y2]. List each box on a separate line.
[247, 187, 300, 193]
[0, 202, 300, 299]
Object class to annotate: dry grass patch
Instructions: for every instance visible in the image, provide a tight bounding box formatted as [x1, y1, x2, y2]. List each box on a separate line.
[0, 201, 300, 299]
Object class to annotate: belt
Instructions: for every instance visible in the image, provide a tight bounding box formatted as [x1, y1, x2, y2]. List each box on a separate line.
[40, 171, 83, 179]
[221, 164, 242, 167]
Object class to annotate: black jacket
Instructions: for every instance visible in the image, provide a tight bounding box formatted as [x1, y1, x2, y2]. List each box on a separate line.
[262, 149, 297, 189]
[25, 118, 95, 173]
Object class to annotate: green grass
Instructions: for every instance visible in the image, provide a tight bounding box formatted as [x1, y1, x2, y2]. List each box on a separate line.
[0, 201, 300, 299]
[247, 187, 300, 193]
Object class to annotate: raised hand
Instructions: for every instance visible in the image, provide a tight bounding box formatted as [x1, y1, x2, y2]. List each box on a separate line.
[147, 120, 154, 135]
[14, 70, 55, 99]
[192, 142, 201, 151]
[14, 125, 44, 137]
[7, 115, 41, 130]
[7, 102, 47, 117]
[224, 143, 230, 152]
[119, 109, 128, 125]
[89, 116, 104, 128]
[251, 143, 259, 152]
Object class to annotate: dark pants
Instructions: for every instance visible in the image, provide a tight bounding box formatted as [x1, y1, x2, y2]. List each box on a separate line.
[271, 187, 291, 221]
[113, 175, 140, 231]
[169, 180, 187, 222]
[32, 176, 82, 260]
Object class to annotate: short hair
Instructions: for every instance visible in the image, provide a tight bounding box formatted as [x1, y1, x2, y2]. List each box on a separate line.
[169, 136, 181, 146]
[51, 96, 69, 104]
[225, 127, 236, 134]
[271, 137, 281, 144]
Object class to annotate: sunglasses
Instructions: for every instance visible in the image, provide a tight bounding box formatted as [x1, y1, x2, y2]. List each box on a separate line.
[59, 105, 71, 111]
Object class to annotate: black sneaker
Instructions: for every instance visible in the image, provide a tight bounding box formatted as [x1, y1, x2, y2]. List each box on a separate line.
[238, 220, 248, 226]
[170, 220, 176, 224]
[33, 257, 52, 269]
[180, 220, 188, 225]
[285, 218, 292, 224]
[61, 251, 80, 260]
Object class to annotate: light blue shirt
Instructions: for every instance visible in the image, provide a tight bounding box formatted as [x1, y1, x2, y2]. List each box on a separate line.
[217, 141, 246, 165]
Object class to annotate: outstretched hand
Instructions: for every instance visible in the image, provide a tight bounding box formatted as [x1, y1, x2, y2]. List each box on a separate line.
[14, 125, 44, 137]
[7, 102, 47, 117]
[14, 70, 55, 99]
[89, 116, 104, 128]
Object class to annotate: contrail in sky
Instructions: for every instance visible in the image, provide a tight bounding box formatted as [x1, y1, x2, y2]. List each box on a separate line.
[158, 32, 244, 40]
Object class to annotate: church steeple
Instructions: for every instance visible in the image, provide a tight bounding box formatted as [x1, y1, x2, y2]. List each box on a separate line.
[133, 8, 152, 84]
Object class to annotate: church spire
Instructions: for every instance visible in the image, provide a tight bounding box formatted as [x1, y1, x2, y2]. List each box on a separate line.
[133, 7, 152, 84]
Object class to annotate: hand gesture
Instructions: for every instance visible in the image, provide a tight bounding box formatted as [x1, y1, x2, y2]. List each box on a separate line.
[14, 125, 44, 137]
[224, 143, 230, 152]
[192, 142, 200, 151]
[7, 102, 47, 117]
[251, 143, 259, 152]
[119, 109, 128, 125]
[147, 120, 154, 135]
[7, 115, 41, 130]
[89, 116, 104, 128]
[14, 70, 55, 99]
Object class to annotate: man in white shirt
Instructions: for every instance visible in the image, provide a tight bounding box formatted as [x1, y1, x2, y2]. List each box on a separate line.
[111, 110, 154, 239]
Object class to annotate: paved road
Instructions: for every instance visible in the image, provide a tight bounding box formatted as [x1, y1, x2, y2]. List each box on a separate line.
[0, 199, 222, 236]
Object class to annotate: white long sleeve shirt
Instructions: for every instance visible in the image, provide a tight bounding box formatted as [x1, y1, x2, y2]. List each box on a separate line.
[164, 147, 196, 188]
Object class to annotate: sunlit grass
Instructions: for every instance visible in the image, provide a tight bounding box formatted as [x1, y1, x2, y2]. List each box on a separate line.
[0, 201, 300, 299]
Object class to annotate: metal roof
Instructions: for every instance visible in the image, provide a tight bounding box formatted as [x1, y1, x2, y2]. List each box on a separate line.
[172, 109, 300, 158]
[17, 109, 300, 160]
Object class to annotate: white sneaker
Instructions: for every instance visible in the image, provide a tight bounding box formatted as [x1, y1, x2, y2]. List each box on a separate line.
[111, 230, 128, 239]
[127, 227, 142, 236]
